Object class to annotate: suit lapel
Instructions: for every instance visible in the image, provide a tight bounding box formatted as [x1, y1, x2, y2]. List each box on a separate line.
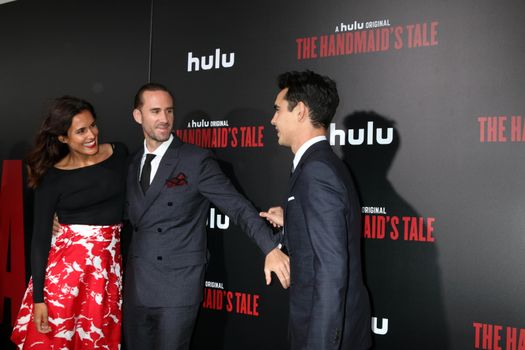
[127, 150, 144, 221]
[288, 140, 329, 190]
[133, 137, 183, 224]
[130, 151, 142, 191]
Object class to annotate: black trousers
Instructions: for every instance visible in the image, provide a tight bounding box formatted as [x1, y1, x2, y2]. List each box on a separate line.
[123, 302, 200, 350]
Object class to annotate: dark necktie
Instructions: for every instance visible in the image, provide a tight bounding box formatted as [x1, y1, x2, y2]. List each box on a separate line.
[140, 154, 156, 194]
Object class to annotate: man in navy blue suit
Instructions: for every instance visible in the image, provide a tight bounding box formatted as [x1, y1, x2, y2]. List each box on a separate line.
[261, 70, 372, 350]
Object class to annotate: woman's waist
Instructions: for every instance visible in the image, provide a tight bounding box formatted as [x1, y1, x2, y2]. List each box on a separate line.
[58, 222, 122, 228]
[56, 204, 123, 225]
[54, 223, 122, 242]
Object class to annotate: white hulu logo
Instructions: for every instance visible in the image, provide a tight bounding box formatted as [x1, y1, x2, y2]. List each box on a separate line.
[371, 317, 389, 335]
[187, 49, 235, 72]
[329, 122, 394, 146]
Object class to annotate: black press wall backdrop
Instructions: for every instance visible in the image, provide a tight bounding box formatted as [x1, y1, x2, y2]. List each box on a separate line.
[1, 0, 525, 349]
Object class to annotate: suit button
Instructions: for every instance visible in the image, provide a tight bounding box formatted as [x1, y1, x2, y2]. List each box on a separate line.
[157, 256, 163, 260]
[167, 202, 173, 206]
[157, 228, 162, 233]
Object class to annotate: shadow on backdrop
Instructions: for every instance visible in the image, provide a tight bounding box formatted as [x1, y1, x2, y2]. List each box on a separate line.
[340, 111, 450, 349]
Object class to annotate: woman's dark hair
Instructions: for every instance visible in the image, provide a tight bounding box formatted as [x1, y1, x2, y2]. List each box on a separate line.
[26, 96, 96, 188]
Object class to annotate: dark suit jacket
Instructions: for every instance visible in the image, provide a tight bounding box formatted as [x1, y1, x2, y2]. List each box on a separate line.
[124, 136, 277, 307]
[284, 140, 371, 350]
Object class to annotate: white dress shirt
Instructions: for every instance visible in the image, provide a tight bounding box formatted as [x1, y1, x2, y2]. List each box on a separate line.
[140, 134, 174, 185]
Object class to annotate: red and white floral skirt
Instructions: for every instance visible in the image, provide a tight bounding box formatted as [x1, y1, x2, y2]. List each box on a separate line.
[11, 224, 122, 349]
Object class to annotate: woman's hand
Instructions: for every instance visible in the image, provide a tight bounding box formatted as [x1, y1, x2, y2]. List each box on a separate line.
[33, 302, 51, 333]
[52, 213, 62, 236]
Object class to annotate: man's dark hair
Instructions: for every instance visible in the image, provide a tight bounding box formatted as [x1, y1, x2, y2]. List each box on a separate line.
[277, 70, 339, 129]
[134, 82, 174, 109]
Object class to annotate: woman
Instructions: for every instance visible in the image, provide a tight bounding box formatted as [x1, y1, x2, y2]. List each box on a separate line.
[11, 96, 127, 349]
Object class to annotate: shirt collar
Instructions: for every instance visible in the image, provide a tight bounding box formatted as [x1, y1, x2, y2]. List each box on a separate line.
[293, 135, 327, 171]
[142, 133, 174, 159]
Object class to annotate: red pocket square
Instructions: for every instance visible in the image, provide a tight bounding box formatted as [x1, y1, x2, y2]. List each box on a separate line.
[166, 173, 188, 188]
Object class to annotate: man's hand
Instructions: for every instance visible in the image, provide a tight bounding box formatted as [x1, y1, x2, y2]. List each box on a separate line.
[33, 302, 51, 333]
[259, 206, 284, 228]
[264, 248, 290, 289]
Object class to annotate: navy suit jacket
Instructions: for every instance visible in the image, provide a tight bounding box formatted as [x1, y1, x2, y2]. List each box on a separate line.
[284, 140, 371, 350]
[124, 136, 277, 308]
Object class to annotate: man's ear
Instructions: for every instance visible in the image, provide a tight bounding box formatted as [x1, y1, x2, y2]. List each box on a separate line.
[295, 101, 308, 122]
[132, 109, 143, 124]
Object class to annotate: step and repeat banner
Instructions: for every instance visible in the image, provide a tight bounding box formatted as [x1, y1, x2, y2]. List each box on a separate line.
[1, 0, 525, 349]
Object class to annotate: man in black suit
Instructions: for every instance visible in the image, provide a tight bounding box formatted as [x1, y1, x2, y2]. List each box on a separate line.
[260, 71, 371, 349]
[123, 83, 290, 350]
